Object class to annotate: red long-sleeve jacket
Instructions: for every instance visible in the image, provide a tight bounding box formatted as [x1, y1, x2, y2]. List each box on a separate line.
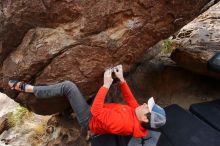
[89, 81, 147, 138]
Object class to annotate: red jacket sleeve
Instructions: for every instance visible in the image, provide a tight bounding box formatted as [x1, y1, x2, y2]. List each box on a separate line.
[120, 81, 139, 108]
[90, 87, 123, 133]
[90, 86, 109, 117]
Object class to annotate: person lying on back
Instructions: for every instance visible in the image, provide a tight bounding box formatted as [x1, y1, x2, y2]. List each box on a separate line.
[8, 65, 166, 138]
[89, 65, 166, 137]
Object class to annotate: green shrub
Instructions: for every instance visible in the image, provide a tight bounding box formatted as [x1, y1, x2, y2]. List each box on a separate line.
[8, 106, 29, 127]
[161, 39, 174, 54]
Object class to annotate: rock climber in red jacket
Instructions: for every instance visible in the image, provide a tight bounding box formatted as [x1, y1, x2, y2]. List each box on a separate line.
[8, 65, 166, 138]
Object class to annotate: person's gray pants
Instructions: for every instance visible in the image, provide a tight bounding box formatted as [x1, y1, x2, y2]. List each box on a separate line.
[128, 130, 161, 146]
[33, 81, 91, 128]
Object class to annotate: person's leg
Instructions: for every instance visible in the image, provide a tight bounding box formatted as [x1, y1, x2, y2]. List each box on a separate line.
[9, 80, 91, 128]
[33, 81, 91, 128]
[127, 130, 161, 146]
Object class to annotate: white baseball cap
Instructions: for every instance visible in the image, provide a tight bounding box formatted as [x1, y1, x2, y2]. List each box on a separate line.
[148, 97, 166, 128]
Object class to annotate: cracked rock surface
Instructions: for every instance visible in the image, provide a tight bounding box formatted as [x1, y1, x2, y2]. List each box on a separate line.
[0, 0, 216, 115]
[171, 1, 220, 79]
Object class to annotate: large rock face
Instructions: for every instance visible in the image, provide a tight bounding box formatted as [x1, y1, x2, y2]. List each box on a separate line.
[171, 1, 220, 79]
[171, 47, 220, 79]
[0, 0, 217, 115]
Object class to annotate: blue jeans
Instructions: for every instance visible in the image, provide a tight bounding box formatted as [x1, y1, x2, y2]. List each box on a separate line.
[128, 130, 161, 146]
[33, 81, 91, 128]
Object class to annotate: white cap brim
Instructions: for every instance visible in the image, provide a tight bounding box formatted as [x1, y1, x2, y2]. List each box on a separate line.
[148, 97, 155, 112]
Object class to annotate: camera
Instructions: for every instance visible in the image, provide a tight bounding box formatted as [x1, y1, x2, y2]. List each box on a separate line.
[111, 66, 119, 73]
[111, 66, 120, 82]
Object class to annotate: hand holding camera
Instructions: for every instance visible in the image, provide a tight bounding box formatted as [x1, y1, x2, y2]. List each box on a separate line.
[103, 68, 113, 89]
[103, 65, 125, 88]
[113, 65, 125, 82]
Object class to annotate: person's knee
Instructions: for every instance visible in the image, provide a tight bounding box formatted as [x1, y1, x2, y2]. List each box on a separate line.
[62, 80, 78, 92]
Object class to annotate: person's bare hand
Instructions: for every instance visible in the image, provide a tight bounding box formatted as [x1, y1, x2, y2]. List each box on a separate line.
[103, 68, 113, 88]
[113, 65, 125, 82]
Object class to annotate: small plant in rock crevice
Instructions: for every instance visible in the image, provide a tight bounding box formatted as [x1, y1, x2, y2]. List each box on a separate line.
[7, 106, 30, 127]
[160, 38, 176, 54]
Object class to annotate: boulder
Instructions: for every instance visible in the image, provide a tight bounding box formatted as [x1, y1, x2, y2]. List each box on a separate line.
[0, 116, 9, 135]
[171, 47, 220, 79]
[171, 1, 220, 79]
[0, 0, 217, 115]
[107, 55, 220, 109]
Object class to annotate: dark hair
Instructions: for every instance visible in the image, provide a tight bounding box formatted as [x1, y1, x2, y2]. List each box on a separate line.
[141, 112, 151, 129]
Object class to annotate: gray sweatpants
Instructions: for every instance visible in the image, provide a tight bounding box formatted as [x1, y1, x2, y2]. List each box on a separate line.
[128, 130, 161, 146]
[33, 81, 91, 128]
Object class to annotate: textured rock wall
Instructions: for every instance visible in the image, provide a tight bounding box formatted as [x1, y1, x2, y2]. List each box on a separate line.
[0, 0, 217, 114]
[107, 56, 220, 109]
[171, 1, 220, 79]
[174, 1, 220, 49]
